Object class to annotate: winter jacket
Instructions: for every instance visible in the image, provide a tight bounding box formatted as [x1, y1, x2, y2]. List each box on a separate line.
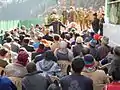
[5, 63, 28, 78]
[36, 59, 61, 77]
[82, 70, 109, 90]
[54, 48, 74, 61]
[22, 71, 49, 90]
[71, 44, 84, 57]
[0, 76, 17, 90]
[103, 82, 120, 90]
[51, 42, 60, 52]
[109, 55, 120, 75]
[97, 45, 110, 61]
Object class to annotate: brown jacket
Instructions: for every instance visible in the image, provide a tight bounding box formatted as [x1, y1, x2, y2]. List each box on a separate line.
[82, 70, 109, 90]
[51, 42, 60, 52]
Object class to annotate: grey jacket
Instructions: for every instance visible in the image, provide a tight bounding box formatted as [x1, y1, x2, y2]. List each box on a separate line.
[22, 71, 49, 90]
[109, 55, 120, 75]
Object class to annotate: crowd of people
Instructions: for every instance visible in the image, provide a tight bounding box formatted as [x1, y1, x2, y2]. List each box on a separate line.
[47, 6, 104, 35]
[0, 6, 120, 90]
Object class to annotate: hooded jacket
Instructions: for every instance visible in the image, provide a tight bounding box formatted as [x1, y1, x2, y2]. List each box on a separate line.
[36, 59, 61, 77]
[55, 48, 74, 61]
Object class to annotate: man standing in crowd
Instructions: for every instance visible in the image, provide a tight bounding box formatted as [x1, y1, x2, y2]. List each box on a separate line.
[99, 13, 105, 36]
[22, 62, 49, 90]
[68, 6, 78, 23]
[92, 13, 100, 33]
[62, 7, 68, 25]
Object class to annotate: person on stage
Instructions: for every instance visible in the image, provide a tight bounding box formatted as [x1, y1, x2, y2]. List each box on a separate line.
[68, 6, 78, 23]
[92, 13, 100, 34]
[62, 7, 68, 25]
[45, 16, 66, 35]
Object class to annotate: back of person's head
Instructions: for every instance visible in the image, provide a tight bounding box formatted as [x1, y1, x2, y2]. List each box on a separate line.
[75, 33, 80, 39]
[76, 36, 83, 44]
[39, 43, 45, 49]
[101, 36, 109, 45]
[23, 37, 30, 44]
[21, 25, 26, 30]
[25, 34, 30, 38]
[82, 47, 90, 56]
[112, 67, 120, 81]
[14, 37, 20, 42]
[69, 32, 73, 38]
[60, 33, 65, 39]
[6, 37, 13, 43]
[3, 43, 11, 50]
[5, 32, 10, 37]
[18, 47, 27, 53]
[84, 54, 95, 69]
[36, 24, 39, 28]
[72, 57, 85, 73]
[114, 46, 120, 56]
[59, 41, 67, 49]
[89, 39, 97, 48]
[65, 34, 71, 41]
[0, 48, 8, 57]
[37, 36, 42, 41]
[93, 13, 97, 18]
[44, 50, 55, 61]
[19, 35, 25, 41]
[26, 62, 37, 73]
[17, 51, 29, 66]
[90, 32, 95, 38]
[53, 35, 60, 41]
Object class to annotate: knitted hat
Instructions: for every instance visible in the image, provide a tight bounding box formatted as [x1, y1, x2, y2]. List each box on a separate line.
[101, 36, 109, 45]
[76, 37, 83, 44]
[17, 51, 29, 66]
[89, 39, 97, 47]
[93, 34, 102, 41]
[84, 54, 95, 68]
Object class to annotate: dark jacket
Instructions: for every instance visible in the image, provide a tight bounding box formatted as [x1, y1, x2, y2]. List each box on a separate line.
[43, 34, 53, 41]
[92, 18, 99, 32]
[22, 44, 35, 52]
[109, 55, 120, 75]
[72, 44, 83, 57]
[45, 20, 66, 34]
[99, 17, 105, 29]
[97, 45, 110, 61]
[89, 46, 98, 60]
[0, 76, 17, 90]
[22, 71, 49, 90]
[60, 74, 93, 90]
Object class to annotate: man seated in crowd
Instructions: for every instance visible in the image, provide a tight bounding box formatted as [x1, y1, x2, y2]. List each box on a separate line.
[60, 57, 93, 90]
[22, 62, 49, 90]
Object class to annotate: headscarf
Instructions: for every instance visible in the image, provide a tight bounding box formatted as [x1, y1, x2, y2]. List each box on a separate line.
[17, 51, 29, 66]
